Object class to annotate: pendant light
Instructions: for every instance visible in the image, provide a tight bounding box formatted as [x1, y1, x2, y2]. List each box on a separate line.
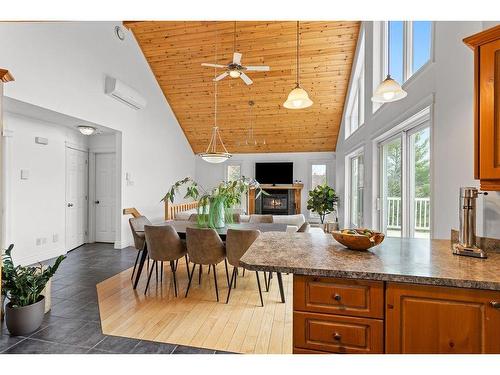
[283, 21, 313, 109]
[371, 21, 407, 103]
[238, 100, 266, 147]
[199, 24, 232, 164]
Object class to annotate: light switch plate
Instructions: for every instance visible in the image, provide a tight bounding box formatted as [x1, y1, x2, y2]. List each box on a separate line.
[35, 137, 49, 145]
[21, 169, 29, 180]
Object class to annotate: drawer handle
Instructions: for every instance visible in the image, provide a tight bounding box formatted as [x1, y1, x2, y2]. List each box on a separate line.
[333, 293, 341, 302]
[333, 332, 342, 341]
[491, 301, 500, 309]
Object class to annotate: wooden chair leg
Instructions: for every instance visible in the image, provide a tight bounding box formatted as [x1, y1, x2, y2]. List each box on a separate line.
[255, 271, 264, 307]
[225, 267, 237, 304]
[131, 249, 141, 280]
[224, 258, 230, 287]
[213, 264, 219, 302]
[185, 263, 196, 298]
[170, 261, 178, 297]
[144, 262, 155, 295]
[184, 254, 191, 279]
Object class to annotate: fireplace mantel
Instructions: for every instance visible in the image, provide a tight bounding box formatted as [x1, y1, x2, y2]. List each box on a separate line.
[248, 183, 304, 215]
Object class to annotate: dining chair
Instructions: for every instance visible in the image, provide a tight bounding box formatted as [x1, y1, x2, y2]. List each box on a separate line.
[185, 227, 230, 302]
[297, 222, 311, 233]
[225, 229, 263, 306]
[129, 216, 151, 280]
[143, 225, 190, 296]
[249, 214, 273, 224]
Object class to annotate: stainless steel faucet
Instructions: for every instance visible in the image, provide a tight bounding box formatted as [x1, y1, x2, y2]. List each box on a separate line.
[452, 187, 488, 259]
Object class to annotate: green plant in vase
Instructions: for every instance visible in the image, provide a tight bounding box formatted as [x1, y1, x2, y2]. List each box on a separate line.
[162, 176, 266, 229]
[306, 183, 339, 224]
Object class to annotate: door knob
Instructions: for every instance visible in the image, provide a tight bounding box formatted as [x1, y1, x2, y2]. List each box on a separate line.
[95, 200, 100, 204]
[67, 203, 73, 207]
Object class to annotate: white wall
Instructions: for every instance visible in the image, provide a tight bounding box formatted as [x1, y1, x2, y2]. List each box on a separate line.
[335, 21, 500, 239]
[0, 22, 196, 255]
[4, 113, 89, 264]
[195, 151, 336, 218]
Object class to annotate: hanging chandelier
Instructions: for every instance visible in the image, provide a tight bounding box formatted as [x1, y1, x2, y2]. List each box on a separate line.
[199, 24, 232, 164]
[238, 100, 266, 147]
[372, 21, 407, 103]
[283, 21, 313, 109]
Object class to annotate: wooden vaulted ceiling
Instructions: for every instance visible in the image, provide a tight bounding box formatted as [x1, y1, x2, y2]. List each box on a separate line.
[125, 21, 360, 153]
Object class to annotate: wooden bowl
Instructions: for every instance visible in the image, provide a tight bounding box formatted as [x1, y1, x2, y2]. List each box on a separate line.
[331, 229, 385, 251]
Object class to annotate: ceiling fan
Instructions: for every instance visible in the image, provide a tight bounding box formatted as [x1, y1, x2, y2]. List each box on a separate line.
[201, 22, 270, 85]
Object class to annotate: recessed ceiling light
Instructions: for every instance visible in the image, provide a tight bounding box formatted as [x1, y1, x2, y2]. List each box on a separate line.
[115, 26, 125, 41]
[78, 126, 96, 136]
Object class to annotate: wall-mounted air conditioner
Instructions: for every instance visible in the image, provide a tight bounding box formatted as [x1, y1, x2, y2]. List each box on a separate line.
[105, 76, 147, 110]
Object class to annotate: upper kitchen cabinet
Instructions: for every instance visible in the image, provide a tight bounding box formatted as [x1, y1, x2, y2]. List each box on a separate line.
[464, 25, 500, 191]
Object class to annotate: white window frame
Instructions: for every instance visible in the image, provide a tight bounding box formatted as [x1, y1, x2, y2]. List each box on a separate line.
[345, 28, 365, 139]
[345, 147, 365, 228]
[225, 162, 242, 182]
[308, 160, 332, 222]
[374, 106, 432, 238]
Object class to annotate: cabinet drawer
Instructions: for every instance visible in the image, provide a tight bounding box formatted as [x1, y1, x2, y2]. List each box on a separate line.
[293, 311, 384, 354]
[293, 275, 384, 318]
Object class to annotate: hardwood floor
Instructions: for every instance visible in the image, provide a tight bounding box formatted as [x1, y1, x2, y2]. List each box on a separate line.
[97, 257, 293, 354]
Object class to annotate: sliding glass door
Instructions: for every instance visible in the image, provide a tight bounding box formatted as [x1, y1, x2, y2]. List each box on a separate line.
[379, 122, 430, 238]
[349, 153, 364, 228]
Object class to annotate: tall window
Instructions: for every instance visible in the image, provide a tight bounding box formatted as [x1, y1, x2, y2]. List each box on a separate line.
[347, 152, 364, 228]
[345, 31, 365, 138]
[226, 164, 241, 182]
[383, 21, 432, 86]
[378, 109, 431, 238]
[311, 164, 327, 189]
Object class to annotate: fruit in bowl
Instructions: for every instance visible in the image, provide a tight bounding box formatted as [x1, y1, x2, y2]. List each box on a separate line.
[331, 228, 385, 251]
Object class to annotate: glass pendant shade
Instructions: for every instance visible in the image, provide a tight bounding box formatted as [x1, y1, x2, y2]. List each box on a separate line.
[77, 126, 96, 135]
[371, 75, 407, 103]
[283, 86, 313, 109]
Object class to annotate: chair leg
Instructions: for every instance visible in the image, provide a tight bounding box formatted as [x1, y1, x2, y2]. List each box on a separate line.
[131, 249, 141, 280]
[175, 259, 178, 271]
[144, 262, 155, 295]
[224, 258, 230, 287]
[213, 264, 219, 302]
[277, 272, 285, 303]
[264, 272, 269, 292]
[161, 262, 164, 283]
[170, 261, 178, 297]
[185, 263, 196, 298]
[208, 266, 211, 274]
[233, 269, 237, 288]
[255, 271, 264, 307]
[225, 267, 237, 304]
[198, 264, 202, 285]
[185, 255, 191, 279]
[242, 268, 246, 277]
[155, 261, 158, 284]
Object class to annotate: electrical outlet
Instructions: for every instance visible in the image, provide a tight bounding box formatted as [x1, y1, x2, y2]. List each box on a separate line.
[36, 238, 41, 246]
[53, 234, 59, 243]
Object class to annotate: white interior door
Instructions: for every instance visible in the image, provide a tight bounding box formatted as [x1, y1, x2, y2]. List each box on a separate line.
[65, 147, 88, 251]
[94, 152, 116, 243]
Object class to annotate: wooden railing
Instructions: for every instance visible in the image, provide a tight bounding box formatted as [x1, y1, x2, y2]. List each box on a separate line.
[164, 200, 199, 220]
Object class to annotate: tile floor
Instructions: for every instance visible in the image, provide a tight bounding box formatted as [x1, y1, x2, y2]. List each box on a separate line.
[1, 243, 234, 354]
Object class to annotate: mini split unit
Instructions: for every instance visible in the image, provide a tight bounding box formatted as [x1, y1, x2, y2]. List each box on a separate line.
[105, 76, 147, 110]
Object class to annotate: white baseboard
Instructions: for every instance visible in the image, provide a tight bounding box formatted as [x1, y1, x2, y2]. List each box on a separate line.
[15, 247, 67, 266]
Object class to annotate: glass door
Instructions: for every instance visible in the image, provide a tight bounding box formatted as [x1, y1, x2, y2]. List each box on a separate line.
[380, 137, 403, 237]
[349, 154, 364, 228]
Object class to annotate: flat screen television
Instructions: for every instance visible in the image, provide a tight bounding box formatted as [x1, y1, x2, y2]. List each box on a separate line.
[255, 162, 293, 185]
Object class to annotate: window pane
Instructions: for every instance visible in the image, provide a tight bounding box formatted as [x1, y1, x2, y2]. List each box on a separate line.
[381, 138, 402, 237]
[227, 165, 241, 182]
[410, 127, 430, 238]
[350, 155, 364, 228]
[388, 21, 404, 85]
[311, 164, 327, 189]
[412, 21, 431, 74]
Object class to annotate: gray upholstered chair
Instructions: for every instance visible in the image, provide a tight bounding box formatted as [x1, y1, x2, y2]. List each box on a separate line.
[225, 229, 263, 306]
[143, 225, 190, 297]
[249, 214, 273, 224]
[297, 222, 311, 233]
[129, 216, 151, 280]
[185, 227, 229, 301]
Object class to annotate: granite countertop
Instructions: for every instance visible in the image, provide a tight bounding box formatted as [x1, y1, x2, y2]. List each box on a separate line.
[239, 231, 500, 291]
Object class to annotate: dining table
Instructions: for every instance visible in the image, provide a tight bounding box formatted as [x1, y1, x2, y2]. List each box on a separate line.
[132, 220, 289, 302]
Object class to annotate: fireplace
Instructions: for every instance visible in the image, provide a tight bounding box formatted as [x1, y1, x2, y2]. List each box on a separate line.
[256, 189, 295, 215]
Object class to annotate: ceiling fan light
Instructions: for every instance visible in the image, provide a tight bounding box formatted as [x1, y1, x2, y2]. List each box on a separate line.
[371, 75, 407, 103]
[229, 70, 241, 78]
[77, 125, 96, 135]
[283, 87, 313, 109]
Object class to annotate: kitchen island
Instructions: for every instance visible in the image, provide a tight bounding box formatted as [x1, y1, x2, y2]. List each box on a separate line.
[240, 231, 500, 354]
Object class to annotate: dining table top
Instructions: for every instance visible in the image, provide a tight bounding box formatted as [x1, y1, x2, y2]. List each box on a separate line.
[138, 220, 289, 239]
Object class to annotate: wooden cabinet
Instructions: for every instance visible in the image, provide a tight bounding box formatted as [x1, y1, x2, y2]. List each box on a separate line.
[386, 283, 500, 354]
[464, 25, 500, 190]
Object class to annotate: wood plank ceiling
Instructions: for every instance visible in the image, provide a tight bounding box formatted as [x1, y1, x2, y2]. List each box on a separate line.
[125, 21, 360, 153]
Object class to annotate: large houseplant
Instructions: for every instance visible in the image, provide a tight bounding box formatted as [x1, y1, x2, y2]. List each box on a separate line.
[1, 244, 65, 335]
[307, 184, 339, 224]
[162, 176, 266, 228]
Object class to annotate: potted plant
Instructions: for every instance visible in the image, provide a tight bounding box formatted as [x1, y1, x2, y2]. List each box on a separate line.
[1, 244, 65, 336]
[307, 184, 339, 229]
[162, 176, 266, 229]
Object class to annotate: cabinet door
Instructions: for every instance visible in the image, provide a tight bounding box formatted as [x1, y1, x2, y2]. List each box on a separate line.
[479, 39, 500, 184]
[386, 283, 500, 353]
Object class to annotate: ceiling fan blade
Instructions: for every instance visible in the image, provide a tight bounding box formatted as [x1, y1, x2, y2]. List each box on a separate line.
[201, 63, 226, 68]
[240, 72, 253, 85]
[213, 72, 229, 81]
[233, 52, 242, 65]
[245, 65, 270, 72]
